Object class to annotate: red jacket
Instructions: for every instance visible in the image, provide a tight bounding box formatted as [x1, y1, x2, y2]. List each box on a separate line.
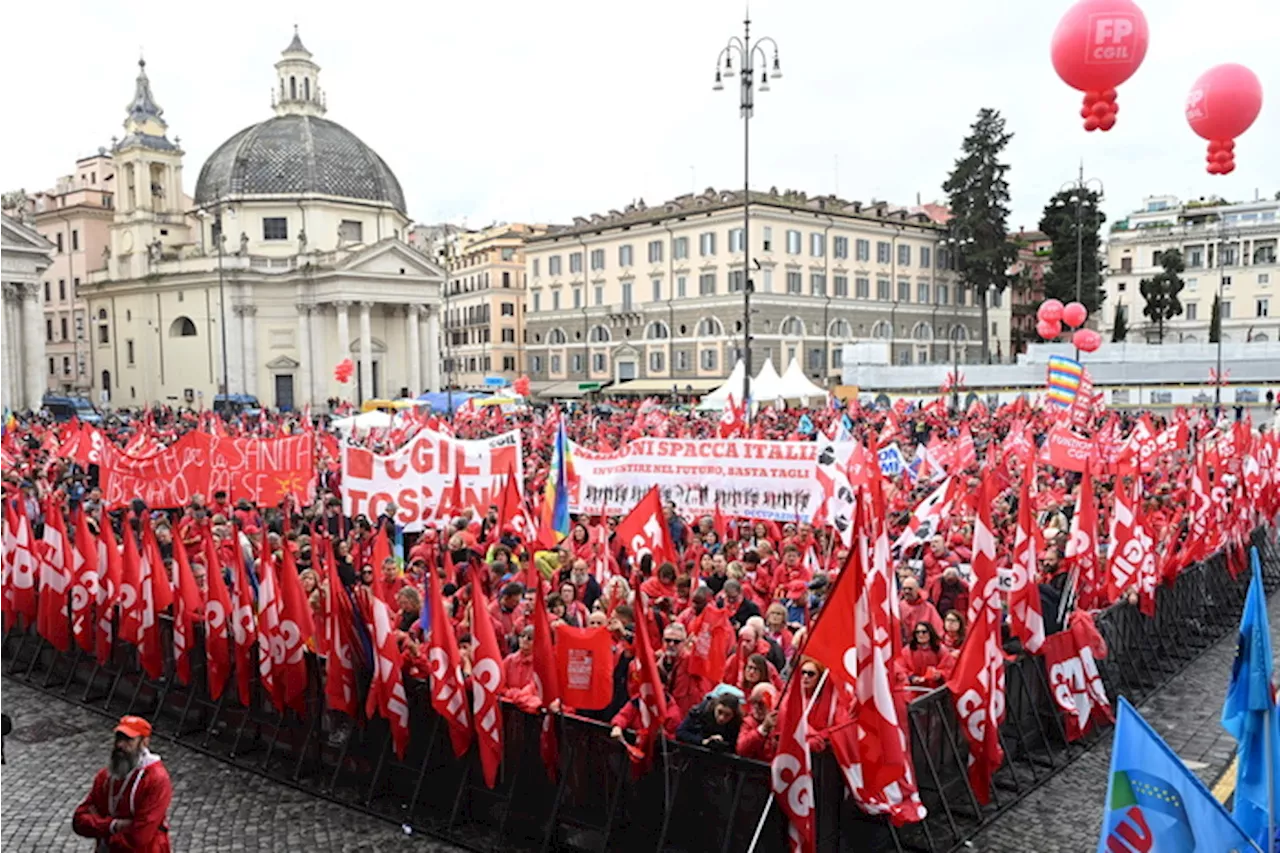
[73, 755, 172, 852]
[737, 718, 780, 762]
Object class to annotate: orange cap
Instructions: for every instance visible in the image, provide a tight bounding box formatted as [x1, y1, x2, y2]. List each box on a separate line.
[114, 715, 152, 739]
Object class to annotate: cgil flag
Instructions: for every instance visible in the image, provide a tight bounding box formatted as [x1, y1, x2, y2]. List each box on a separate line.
[1099, 697, 1258, 853]
[1221, 546, 1280, 850]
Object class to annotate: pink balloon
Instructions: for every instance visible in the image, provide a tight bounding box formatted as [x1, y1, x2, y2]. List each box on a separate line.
[1062, 302, 1088, 328]
[1038, 299, 1065, 323]
[1073, 328, 1102, 352]
[1186, 64, 1264, 142]
[1037, 319, 1063, 340]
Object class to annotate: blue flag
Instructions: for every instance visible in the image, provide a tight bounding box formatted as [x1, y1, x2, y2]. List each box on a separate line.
[1222, 546, 1280, 848]
[1099, 697, 1258, 852]
[798, 414, 815, 435]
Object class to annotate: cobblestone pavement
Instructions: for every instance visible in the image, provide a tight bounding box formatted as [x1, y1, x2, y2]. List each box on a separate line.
[970, 589, 1280, 853]
[0, 678, 465, 853]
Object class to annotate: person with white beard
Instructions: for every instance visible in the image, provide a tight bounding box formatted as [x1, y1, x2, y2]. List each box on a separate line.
[72, 715, 172, 852]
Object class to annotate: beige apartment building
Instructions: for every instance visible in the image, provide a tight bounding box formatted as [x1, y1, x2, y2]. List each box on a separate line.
[26, 153, 117, 395]
[1104, 195, 1279, 344]
[522, 188, 991, 398]
[438, 222, 546, 389]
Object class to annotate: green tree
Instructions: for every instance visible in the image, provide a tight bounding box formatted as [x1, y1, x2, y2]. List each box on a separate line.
[1209, 292, 1222, 343]
[1111, 301, 1129, 342]
[1038, 188, 1107, 315]
[943, 108, 1018, 364]
[1139, 249, 1186, 344]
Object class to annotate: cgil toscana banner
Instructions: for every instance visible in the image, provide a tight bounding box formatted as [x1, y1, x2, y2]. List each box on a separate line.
[567, 437, 854, 523]
[342, 428, 523, 531]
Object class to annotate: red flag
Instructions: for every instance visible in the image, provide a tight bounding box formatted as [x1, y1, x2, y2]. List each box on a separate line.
[1104, 478, 1154, 609]
[256, 549, 285, 711]
[117, 518, 143, 648]
[426, 557, 472, 757]
[531, 579, 562, 779]
[70, 509, 101, 654]
[367, 557, 412, 759]
[616, 486, 677, 569]
[36, 503, 73, 652]
[686, 602, 731, 681]
[1007, 456, 1045, 653]
[1041, 615, 1113, 741]
[554, 626, 613, 711]
[138, 519, 174, 680]
[470, 571, 506, 787]
[95, 517, 122, 666]
[171, 537, 204, 685]
[277, 546, 315, 715]
[946, 473, 1005, 805]
[202, 533, 233, 702]
[230, 530, 258, 706]
[771, 674, 816, 853]
[3, 501, 39, 629]
[1062, 466, 1100, 612]
[320, 538, 358, 718]
[717, 396, 746, 438]
[626, 587, 670, 776]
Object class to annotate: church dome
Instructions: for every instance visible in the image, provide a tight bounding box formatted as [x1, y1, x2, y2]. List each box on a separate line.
[194, 115, 406, 213]
[193, 30, 406, 215]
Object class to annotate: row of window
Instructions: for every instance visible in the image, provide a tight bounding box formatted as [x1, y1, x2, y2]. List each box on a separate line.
[528, 274, 980, 312]
[45, 315, 86, 343]
[448, 270, 518, 294]
[41, 229, 80, 254]
[532, 231, 938, 278]
[538, 316, 967, 345]
[47, 355, 84, 376]
[444, 302, 517, 327]
[42, 278, 81, 303]
[442, 355, 519, 373]
[1117, 298, 1269, 322]
[259, 217, 365, 243]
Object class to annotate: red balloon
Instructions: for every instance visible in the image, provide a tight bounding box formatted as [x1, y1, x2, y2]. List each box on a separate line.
[334, 357, 354, 384]
[1099, 113, 1116, 131]
[1038, 299, 1065, 323]
[1062, 302, 1088, 328]
[513, 375, 531, 397]
[1037, 319, 1063, 340]
[1073, 329, 1102, 353]
[1052, 0, 1150, 92]
[1186, 64, 1264, 141]
[1085, 115, 1101, 131]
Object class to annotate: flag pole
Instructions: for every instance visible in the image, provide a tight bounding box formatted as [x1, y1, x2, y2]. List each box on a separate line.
[746, 668, 830, 853]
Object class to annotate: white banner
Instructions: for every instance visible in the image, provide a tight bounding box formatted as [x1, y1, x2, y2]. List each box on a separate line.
[568, 438, 852, 522]
[341, 428, 522, 531]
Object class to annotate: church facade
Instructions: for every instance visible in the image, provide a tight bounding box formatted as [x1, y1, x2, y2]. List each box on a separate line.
[85, 30, 443, 410]
[2, 214, 55, 411]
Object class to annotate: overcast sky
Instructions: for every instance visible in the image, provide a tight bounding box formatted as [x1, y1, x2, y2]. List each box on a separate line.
[3, 0, 1276, 234]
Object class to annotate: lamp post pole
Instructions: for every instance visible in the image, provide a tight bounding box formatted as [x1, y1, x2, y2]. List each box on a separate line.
[214, 206, 230, 400]
[438, 226, 455, 415]
[1214, 226, 1237, 408]
[714, 16, 780, 426]
[1058, 164, 1105, 307]
[942, 223, 972, 412]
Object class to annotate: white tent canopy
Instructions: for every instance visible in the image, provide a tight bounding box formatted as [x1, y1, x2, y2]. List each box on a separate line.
[779, 358, 830, 404]
[751, 357, 785, 403]
[697, 359, 746, 410]
[330, 409, 394, 436]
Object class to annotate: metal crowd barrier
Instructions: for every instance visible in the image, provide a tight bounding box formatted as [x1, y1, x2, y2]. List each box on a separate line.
[3, 528, 1277, 853]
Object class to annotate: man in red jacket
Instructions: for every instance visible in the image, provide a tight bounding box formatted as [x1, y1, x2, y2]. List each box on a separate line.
[73, 715, 173, 852]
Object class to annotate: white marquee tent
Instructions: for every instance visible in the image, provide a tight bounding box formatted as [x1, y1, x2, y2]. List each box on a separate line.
[778, 358, 831, 405]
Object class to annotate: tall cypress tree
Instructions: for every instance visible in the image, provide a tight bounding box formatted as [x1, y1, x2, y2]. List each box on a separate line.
[1038, 188, 1107, 314]
[1139, 249, 1186, 343]
[1111, 301, 1129, 342]
[1209, 292, 1222, 343]
[943, 108, 1018, 363]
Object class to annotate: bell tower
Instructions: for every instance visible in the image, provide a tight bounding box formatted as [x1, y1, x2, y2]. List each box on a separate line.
[272, 27, 327, 117]
[108, 57, 190, 280]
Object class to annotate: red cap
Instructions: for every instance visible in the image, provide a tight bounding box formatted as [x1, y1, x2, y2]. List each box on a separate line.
[115, 715, 152, 739]
[787, 580, 808, 597]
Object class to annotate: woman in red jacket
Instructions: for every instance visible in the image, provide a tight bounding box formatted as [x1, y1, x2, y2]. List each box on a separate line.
[896, 621, 954, 689]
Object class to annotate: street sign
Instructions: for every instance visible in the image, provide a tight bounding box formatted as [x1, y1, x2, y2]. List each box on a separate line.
[483, 376, 505, 387]
[578, 382, 602, 392]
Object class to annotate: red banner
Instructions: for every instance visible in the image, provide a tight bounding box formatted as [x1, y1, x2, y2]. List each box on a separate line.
[1042, 423, 1094, 473]
[202, 433, 315, 506]
[1041, 626, 1112, 741]
[100, 432, 210, 509]
[554, 625, 614, 711]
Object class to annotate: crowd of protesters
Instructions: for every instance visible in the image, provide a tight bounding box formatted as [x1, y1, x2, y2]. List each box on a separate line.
[2, 391, 1276, 771]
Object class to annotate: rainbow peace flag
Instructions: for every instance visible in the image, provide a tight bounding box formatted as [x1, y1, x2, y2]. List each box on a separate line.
[541, 421, 573, 542]
[1046, 356, 1084, 409]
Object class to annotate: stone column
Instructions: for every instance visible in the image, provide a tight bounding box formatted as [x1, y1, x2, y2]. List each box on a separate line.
[334, 300, 351, 359]
[240, 305, 258, 398]
[425, 307, 441, 392]
[418, 308, 433, 393]
[406, 305, 422, 395]
[309, 304, 325, 404]
[0, 285, 9, 412]
[2, 288, 17, 412]
[359, 301, 374, 402]
[21, 281, 45, 410]
[296, 304, 313, 408]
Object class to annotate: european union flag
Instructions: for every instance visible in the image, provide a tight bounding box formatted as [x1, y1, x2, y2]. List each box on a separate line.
[1099, 697, 1257, 852]
[1222, 546, 1280, 849]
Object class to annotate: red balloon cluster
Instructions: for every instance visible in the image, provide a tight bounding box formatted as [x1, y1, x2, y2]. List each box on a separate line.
[1051, 0, 1149, 133]
[1073, 329, 1103, 353]
[1186, 64, 1263, 176]
[1062, 301, 1088, 329]
[1081, 88, 1119, 132]
[334, 358, 354, 384]
[1038, 299, 1091, 341]
[513, 375, 530, 397]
